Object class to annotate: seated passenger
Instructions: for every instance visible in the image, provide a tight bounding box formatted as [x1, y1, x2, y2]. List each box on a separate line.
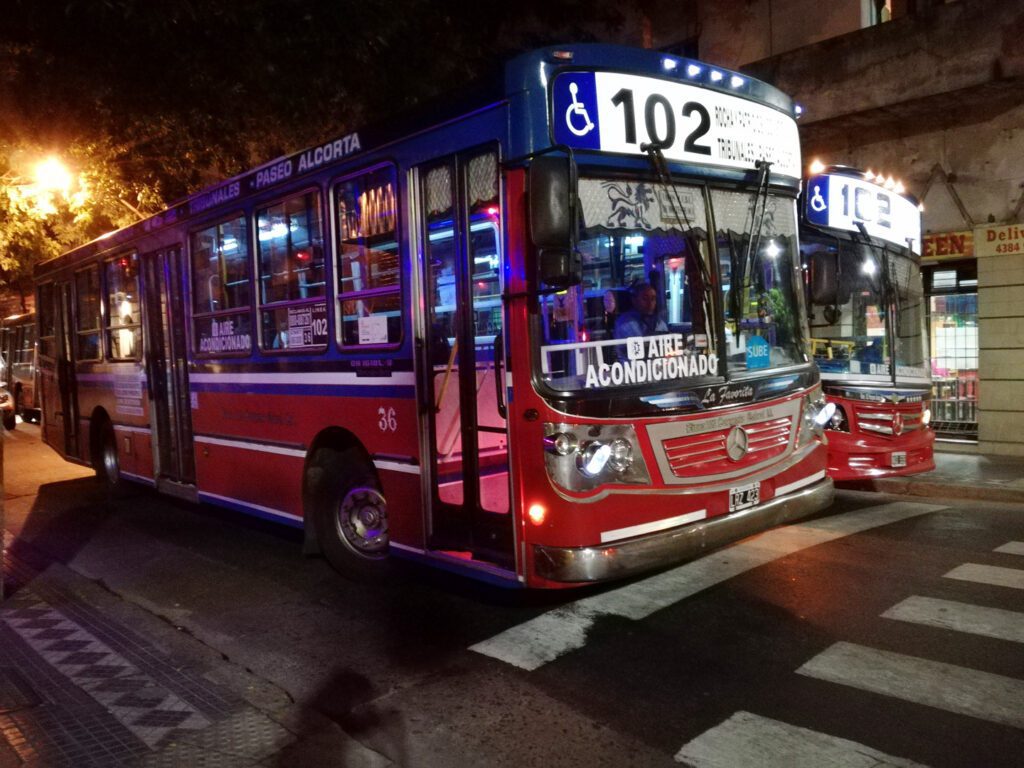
[614, 282, 668, 338]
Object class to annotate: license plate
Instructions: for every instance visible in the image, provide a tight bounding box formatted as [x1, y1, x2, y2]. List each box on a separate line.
[891, 451, 907, 468]
[729, 482, 761, 512]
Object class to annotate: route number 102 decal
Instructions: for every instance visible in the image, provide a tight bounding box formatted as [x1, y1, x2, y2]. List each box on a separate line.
[806, 173, 921, 253]
[552, 71, 801, 178]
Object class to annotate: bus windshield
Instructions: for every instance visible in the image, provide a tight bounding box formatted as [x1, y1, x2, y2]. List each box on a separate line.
[537, 178, 804, 395]
[806, 237, 928, 383]
[890, 248, 928, 380]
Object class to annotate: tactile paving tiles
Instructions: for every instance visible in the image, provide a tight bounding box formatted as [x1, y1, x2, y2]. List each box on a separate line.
[1, 598, 210, 749]
[0, 533, 296, 765]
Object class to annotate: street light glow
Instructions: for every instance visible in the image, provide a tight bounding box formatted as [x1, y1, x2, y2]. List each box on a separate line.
[33, 157, 72, 194]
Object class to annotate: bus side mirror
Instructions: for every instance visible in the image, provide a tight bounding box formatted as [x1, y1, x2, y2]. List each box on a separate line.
[529, 155, 581, 288]
[810, 252, 838, 305]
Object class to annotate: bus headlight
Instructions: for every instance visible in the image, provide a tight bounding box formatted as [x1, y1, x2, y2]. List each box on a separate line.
[544, 423, 651, 491]
[798, 393, 831, 447]
[608, 438, 634, 472]
[826, 404, 849, 432]
[544, 431, 579, 456]
[577, 442, 613, 477]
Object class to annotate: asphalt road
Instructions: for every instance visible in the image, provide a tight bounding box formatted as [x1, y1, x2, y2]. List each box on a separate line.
[3, 422, 1023, 766]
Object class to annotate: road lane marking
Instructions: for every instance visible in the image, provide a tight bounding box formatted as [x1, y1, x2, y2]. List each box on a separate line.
[797, 642, 1024, 729]
[471, 501, 945, 670]
[944, 563, 1024, 591]
[674, 710, 928, 767]
[882, 596, 1024, 644]
[995, 542, 1024, 557]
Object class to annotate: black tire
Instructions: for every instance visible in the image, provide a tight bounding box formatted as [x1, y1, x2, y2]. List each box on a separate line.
[94, 419, 123, 491]
[310, 446, 390, 579]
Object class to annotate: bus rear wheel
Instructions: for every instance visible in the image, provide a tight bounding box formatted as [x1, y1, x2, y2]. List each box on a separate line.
[94, 419, 123, 491]
[312, 447, 390, 579]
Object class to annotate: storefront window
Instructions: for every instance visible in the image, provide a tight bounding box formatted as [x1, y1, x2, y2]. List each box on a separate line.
[925, 262, 977, 439]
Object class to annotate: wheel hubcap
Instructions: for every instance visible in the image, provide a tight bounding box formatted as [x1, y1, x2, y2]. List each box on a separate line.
[337, 487, 388, 557]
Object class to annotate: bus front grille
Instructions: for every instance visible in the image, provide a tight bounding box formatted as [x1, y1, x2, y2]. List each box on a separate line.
[661, 415, 792, 478]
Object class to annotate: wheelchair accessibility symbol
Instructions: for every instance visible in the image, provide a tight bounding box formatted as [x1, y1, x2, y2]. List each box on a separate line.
[809, 184, 827, 213]
[565, 82, 595, 137]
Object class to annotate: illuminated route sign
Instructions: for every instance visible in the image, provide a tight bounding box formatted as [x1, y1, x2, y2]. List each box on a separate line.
[806, 173, 921, 253]
[551, 71, 801, 178]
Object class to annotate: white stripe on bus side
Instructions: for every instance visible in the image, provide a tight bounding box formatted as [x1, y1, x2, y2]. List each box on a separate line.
[189, 371, 417, 386]
[192, 434, 421, 474]
[600, 509, 707, 544]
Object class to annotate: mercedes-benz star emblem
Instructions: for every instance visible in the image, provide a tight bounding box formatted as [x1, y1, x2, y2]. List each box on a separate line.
[892, 413, 904, 436]
[726, 426, 749, 461]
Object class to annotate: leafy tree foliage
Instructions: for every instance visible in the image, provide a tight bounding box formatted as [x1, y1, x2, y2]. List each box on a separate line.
[0, 0, 666, 291]
[0, 137, 165, 303]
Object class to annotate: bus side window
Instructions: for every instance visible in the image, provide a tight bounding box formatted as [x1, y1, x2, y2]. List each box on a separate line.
[335, 165, 402, 348]
[105, 253, 142, 360]
[75, 265, 102, 361]
[37, 283, 56, 358]
[257, 190, 327, 352]
[190, 215, 253, 357]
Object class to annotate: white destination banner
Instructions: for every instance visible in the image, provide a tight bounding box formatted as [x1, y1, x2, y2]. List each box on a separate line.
[552, 71, 801, 179]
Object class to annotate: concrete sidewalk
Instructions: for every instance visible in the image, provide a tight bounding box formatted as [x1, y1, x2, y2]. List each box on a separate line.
[854, 446, 1024, 503]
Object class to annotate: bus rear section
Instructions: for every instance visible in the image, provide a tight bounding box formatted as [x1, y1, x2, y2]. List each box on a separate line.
[801, 165, 935, 480]
[1, 312, 41, 429]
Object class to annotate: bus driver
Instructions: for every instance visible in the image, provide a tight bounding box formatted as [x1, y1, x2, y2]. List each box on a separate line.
[614, 282, 667, 338]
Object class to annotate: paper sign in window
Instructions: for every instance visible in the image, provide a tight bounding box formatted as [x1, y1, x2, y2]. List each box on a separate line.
[358, 314, 389, 344]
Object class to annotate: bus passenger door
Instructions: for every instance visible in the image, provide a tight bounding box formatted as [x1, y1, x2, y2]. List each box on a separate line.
[142, 248, 196, 487]
[416, 150, 513, 567]
[54, 282, 80, 458]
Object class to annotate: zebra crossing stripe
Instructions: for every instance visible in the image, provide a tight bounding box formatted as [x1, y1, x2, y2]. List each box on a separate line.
[944, 563, 1024, 591]
[796, 642, 1024, 729]
[674, 710, 928, 768]
[471, 501, 945, 670]
[882, 596, 1024, 644]
[994, 542, 1024, 557]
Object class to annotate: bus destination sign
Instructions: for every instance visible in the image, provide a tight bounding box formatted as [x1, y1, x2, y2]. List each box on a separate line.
[806, 172, 921, 254]
[551, 71, 800, 178]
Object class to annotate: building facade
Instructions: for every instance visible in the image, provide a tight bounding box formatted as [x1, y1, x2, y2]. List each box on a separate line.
[646, 0, 1024, 455]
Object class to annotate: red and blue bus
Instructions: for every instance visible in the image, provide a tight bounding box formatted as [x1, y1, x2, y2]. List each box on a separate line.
[801, 164, 934, 480]
[34, 45, 833, 588]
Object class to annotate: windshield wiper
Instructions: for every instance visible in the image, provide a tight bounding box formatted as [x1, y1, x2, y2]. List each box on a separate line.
[732, 159, 773, 331]
[640, 141, 717, 340]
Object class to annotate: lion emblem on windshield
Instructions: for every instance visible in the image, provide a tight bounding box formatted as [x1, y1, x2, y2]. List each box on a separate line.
[602, 181, 656, 229]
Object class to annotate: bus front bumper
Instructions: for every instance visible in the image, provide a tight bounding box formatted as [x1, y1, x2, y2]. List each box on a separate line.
[532, 477, 835, 583]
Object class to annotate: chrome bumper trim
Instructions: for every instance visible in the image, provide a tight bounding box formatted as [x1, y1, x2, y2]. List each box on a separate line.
[533, 477, 835, 583]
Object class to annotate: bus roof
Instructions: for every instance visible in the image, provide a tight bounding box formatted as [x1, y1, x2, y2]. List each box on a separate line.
[35, 43, 797, 279]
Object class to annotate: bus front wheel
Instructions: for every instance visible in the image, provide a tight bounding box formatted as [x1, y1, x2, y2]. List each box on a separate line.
[312, 447, 390, 579]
